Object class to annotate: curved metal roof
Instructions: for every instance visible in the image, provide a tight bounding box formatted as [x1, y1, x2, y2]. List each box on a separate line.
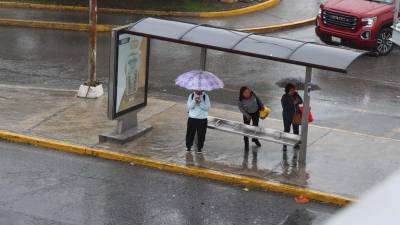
[125, 17, 365, 73]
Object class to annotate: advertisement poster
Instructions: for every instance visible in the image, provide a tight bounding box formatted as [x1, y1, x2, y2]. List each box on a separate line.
[115, 34, 148, 114]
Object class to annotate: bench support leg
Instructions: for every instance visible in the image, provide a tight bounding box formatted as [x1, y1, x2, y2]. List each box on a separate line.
[299, 67, 312, 165]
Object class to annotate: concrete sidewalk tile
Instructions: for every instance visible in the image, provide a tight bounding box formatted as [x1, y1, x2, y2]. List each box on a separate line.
[305, 131, 400, 197]
[0, 87, 76, 132]
[32, 96, 177, 146]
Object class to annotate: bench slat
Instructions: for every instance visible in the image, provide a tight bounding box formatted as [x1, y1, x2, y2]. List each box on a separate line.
[207, 116, 300, 147]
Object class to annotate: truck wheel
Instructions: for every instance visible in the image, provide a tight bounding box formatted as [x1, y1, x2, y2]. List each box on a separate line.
[375, 27, 393, 56]
[321, 39, 334, 46]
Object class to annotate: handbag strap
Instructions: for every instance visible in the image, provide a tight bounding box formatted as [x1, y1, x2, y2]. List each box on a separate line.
[253, 92, 263, 110]
[293, 95, 298, 114]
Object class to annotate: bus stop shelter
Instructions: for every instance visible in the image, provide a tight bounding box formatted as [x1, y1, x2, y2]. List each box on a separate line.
[106, 17, 365, 164]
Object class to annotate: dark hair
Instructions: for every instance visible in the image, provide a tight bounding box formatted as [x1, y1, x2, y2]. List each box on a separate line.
[285, 83, 296, 94]
[239, 86, 252, 101]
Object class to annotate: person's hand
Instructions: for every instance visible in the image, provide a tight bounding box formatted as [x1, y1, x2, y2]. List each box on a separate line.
[195, 96, 201, 104]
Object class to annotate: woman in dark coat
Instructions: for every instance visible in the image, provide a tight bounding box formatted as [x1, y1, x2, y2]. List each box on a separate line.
[281, 83, 303, 151]
[238, 86, 263, 150]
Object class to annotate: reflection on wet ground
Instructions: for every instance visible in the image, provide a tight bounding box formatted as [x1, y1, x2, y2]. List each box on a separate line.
[101, 103, 312, 191]
[280, 150, 309, 187]
[242, 146, 259, 171]
[184, 145, 310, 188]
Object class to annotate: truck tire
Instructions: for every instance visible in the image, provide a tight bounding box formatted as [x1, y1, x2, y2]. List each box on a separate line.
[375, 27, 393, 56]
[321, 39, 335, 46]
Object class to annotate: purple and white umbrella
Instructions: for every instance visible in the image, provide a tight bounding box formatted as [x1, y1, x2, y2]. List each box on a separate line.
[175, 70, 224, 91]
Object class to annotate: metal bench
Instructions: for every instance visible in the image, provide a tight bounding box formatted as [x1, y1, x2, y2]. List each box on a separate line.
[207, 116, 300, 147]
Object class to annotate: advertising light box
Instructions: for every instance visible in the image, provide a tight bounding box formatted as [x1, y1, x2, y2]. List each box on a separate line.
[108, 29, 150, 119]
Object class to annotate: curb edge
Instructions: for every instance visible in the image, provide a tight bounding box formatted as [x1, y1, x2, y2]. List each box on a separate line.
[0, 18, 113, 31]
[0, 130, 355, 206]
[239, 17, 316, 33]
[0, 17, 315, 33]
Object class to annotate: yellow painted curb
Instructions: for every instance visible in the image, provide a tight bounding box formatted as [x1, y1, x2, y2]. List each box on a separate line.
[0, 1, 87, 12]
[0, 18, 113, 32]
[0, 16, 315, 34]
[239, 17, 316, 33]
[199, 0, 280, 18]
[0, 130, 355, 206]
[0, 0, 279, 18]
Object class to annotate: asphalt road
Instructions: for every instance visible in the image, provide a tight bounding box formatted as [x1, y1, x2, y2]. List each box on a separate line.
[1, 25, 400, 139]
[0, 141, 337, 225]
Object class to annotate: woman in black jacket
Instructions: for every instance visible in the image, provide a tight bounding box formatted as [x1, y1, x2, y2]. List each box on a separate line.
[281, 83, 303, 151]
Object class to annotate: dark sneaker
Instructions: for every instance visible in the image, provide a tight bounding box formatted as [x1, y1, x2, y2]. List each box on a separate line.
[197, 149, 203, 154]
[186, 148, 191, 152]
[253, 139, 261, 147]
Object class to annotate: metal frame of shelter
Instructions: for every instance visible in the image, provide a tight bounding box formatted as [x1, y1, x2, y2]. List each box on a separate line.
[392, 0, 400, 45]
[116, 17, 365, 164]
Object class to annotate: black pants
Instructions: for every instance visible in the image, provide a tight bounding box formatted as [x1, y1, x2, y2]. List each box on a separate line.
[283, 116, 299, 149]
[243, 111, 260, 143]
[283, 117, 299, 135]
[186, 118, 208, 150]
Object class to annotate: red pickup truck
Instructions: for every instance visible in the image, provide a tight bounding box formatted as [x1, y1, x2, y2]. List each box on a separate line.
[316, 0, 395, 55]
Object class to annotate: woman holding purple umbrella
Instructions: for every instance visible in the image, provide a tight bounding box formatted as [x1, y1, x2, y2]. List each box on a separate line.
[186, 90, 211, 153]
[175, 70, 224, 154]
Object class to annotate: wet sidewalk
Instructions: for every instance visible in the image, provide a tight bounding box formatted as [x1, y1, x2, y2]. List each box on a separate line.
[2, 85, 400, 198]
[0, 0, 320, 29]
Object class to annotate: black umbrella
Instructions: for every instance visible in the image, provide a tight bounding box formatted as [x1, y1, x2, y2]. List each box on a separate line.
[275, 77, 321, 91]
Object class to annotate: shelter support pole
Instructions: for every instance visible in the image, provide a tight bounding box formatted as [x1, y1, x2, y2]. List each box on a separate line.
[299, 66, 312, 165]
[87, 0, 97, 86]
[77, 0, 102, 98]
[395, 0, 400, 25]
[200, 48, 207, 71]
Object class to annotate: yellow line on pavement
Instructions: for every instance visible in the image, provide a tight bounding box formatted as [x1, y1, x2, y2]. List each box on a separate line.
[0, 0, 279, 18]
[0, 14, 314, 34]
[0, 17, 315, 33]
[198, 0, 280, 18]
[0, 130, 355, 206]
[0, 18, 113, 31]
[0, 1, 87, 11]
[239, 17, 316, 33]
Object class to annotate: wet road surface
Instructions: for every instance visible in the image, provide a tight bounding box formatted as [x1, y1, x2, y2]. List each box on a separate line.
[1, 25, 399, 139]
[0, 141, 337, 225]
